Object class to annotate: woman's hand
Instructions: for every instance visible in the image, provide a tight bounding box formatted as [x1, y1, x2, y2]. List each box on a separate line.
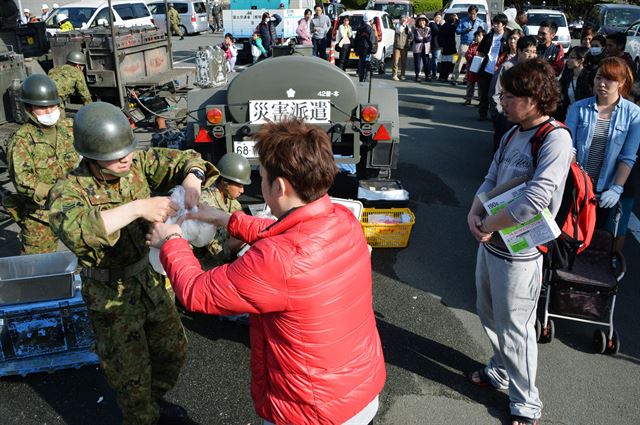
[185, 203, 232, 227]
[146, 222, 182, 249]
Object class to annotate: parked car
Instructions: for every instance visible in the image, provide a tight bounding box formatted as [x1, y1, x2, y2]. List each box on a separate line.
[585, 3, 640, 35]
[340, 10, 395, 74]
[443, 6, 489, 29]
[524, 8, 571, 50]
[44, 0, 154, 36]
[147, 1, 209, 35]
[625, 19, 640, 76]
[368, 0, 415, 25]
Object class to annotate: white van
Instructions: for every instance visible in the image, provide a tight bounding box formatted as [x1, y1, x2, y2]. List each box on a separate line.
[340, 10, 395, 73]
[45, 0, 154, 36]
[525, 9, 571, 50]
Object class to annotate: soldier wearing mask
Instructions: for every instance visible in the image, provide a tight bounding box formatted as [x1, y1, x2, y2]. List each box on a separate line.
[168, 3, 183, 40]
[48, 102, 219, 425]
[48, 50, 93, 107]
[197, 152, 251, 268]
[6, 75, 78, 254]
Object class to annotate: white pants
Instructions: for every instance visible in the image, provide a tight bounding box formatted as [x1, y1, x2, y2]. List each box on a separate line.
[452, 43, 470, 81]
[475, 246, 543, 420]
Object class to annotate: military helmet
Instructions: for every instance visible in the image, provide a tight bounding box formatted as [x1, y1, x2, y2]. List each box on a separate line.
[73, 102, 138, 161]
[19, 74, 60, 107]
[217, 152, 251, 185]
[66, 50, 86, 66]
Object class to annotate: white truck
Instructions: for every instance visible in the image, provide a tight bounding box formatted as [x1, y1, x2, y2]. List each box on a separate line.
[223, 0, 314, 62]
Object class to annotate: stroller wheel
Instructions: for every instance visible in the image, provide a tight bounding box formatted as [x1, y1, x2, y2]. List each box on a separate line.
[607, 330, 621, 355]
[535, 319, 542, 342]
[593, 329, 607, 354]
[547, 319, 555, 342]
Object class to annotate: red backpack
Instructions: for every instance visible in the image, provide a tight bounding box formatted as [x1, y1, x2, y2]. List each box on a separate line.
[502, 119, 598, 269]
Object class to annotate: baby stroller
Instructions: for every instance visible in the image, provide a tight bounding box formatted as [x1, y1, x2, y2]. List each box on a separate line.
[536, 207, 626, 355]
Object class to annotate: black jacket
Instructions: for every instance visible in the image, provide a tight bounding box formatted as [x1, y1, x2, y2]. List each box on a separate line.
[353, 23, 378, 56]
[477, 30, 509, 74]
[429, 21, 441, 50]
[438, 22, 457, 55]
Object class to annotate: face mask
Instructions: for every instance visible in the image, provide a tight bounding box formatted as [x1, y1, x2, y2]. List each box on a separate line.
[36, 108, 60, 126]
[591, 47, 603, 55]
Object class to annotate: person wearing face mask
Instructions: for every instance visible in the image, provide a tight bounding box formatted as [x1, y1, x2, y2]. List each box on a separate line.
[48, 101, 219, 425]
[574, 34, 606, 102]
[6, 74, 78, 254]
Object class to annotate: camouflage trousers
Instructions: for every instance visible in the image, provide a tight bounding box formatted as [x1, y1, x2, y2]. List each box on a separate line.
[19, 215, 58, 255]
[88, 292, 187, 425]
[171, 23, 182, 36]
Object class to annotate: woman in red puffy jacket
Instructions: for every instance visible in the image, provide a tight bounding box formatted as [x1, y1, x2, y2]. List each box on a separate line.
[148, 119, 386, 425]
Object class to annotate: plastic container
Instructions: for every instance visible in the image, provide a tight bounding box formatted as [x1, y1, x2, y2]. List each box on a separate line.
[360, 207, 415, 248]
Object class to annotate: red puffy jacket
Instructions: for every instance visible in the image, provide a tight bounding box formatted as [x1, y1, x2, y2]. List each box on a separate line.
[160, 195, 386, 424]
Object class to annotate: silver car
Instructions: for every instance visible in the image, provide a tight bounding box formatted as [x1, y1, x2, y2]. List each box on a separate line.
[147, 1, 209, 35]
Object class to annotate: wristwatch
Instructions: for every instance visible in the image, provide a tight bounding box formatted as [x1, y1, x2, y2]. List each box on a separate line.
[188, 168, 205, 183]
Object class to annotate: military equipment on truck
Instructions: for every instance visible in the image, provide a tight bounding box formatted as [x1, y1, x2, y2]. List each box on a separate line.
[0, 38, 26, 125]
[49, 26, 189, 122]
[186, 55, 400, 180]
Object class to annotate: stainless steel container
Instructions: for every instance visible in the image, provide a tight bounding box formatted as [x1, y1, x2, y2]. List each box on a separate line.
[0, 251, 78, 306]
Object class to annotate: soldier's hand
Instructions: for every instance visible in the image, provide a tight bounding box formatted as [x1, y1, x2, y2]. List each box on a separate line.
[139, 196, 178, 223]
[146, 222, 183, 248]
[182, 173, 202, 209]
[185, 203, 232, 228]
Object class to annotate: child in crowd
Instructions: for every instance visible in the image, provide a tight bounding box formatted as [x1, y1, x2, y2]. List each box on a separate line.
[464, 28, 485, 106]
[251, 31, 268, 64]
[222, 33, 238, 72]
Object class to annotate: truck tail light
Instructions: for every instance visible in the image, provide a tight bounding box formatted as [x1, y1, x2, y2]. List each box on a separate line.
[373, 124, 391, 141]
[361, 105, 379, 123]
[206, 107, 223, 124]
[191, 12, 196, 22]
[195, 128, 213, 143]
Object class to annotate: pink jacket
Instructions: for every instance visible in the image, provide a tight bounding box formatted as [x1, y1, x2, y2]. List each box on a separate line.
[296, 17, 312, 45]
[160, 195, 386, 424]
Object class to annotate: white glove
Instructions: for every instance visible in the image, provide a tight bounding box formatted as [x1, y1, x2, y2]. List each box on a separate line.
[599, 185, 623, 208]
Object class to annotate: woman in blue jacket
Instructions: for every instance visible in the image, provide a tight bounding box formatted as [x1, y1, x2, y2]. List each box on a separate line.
[566, 57, 640, 247]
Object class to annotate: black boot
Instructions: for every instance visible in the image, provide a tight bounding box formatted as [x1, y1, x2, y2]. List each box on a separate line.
[157, 399, 189, 424]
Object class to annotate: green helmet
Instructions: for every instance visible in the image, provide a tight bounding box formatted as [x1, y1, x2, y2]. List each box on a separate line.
[217, 152, 251, 185]
[66, 50, 86, 66]
[19, 74, 60, 107]
[73, 102, 138, 161]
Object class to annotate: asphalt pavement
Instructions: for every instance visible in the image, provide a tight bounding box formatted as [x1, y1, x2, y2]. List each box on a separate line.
[1, 31, 640, 425]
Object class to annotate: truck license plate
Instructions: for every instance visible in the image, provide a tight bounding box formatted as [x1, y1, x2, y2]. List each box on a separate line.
[234, 141, 258, 158]
[249, 100, 331, 124]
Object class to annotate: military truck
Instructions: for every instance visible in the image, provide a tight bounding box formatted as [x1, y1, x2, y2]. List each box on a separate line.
[0, 38, 26, 126]
[49, 25, 189, 123]
[186, 54, 400, 181]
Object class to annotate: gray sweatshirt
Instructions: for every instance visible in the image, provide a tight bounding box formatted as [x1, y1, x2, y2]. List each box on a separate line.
[310, 14, 331, 39]
[476, 124, 573, 257]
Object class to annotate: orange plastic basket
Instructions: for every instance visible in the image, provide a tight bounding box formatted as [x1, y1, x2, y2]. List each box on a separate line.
[360, 208, 415, 248]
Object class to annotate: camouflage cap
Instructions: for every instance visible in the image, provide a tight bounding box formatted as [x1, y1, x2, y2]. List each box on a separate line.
[73, 102, 138, 161]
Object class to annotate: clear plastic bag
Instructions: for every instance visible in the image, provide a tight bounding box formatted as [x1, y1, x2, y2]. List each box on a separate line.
[149, 186, 217, 275]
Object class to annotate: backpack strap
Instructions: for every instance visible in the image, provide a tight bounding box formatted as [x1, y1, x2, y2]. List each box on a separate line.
[497, 124, 519, 164]
[529, 118, 569, 167]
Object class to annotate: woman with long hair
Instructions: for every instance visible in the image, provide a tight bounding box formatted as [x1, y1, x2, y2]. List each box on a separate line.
[566, 57, 640, 251]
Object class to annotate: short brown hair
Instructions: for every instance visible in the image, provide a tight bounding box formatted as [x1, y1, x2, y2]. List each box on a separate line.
[500, 58, 560, 116]
[597, 56, 635, 99]
[255, 119, 338, 203]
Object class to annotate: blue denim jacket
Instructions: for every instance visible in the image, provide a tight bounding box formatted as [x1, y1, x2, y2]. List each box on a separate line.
[566, 96, 640, 193]
[456, 17, 485, 45]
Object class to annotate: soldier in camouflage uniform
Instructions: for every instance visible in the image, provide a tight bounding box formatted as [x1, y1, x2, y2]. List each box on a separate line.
[168, 3, 184, 40]
[48, 50, 92, 107]
[6, 74, 79, 254]
[48, 102, 219, 425]
[196, 152, 250, 269]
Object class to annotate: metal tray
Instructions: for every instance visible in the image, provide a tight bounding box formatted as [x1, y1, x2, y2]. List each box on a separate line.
[0, 251, 78, 306]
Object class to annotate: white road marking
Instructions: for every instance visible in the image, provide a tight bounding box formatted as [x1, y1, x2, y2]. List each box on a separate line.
[173, 56, 195, 64]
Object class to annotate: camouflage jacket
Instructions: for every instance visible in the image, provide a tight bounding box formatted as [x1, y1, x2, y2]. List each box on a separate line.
[7, 116, 78, 222]
[168, 7, 180, 25]
[48, 64, 92, 105]
[198, 186, 242, 261]
[48, 148, 216, 312]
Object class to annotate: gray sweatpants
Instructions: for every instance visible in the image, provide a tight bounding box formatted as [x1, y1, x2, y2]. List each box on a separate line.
[475, 246, 543, 420]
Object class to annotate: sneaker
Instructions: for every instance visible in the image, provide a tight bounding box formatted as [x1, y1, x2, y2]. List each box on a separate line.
[399, 75, 406, 80]
[463, 99, 471, 106]
[415, 76, 420, 82]
[392, 75, 399, 81]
